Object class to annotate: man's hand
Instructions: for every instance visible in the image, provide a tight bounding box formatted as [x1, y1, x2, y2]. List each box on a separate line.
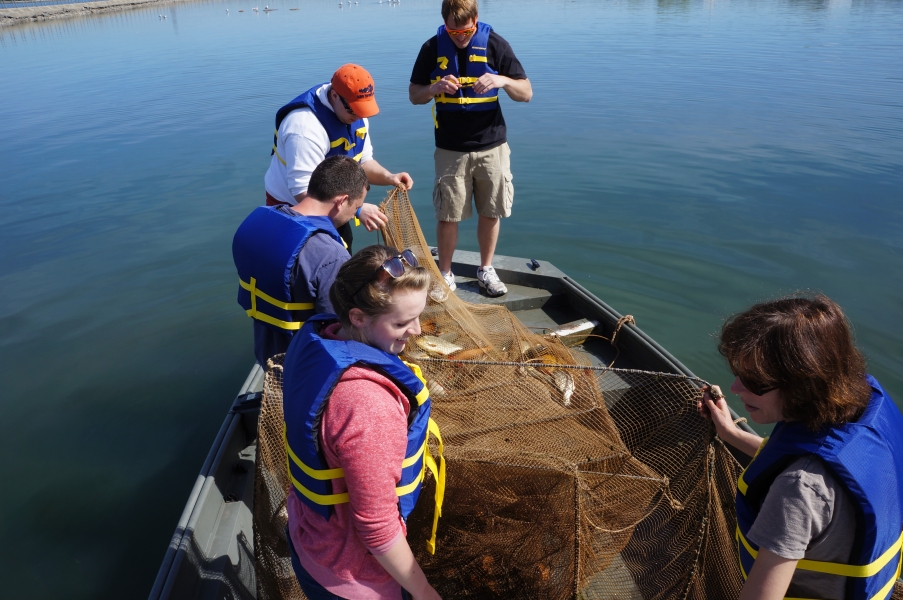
[387, 172, 414, 190]
[472, 73, 505, 95]
[358, 203, 389, 232]
[361, 160, 413, 192]
[432, 75, 461, 95]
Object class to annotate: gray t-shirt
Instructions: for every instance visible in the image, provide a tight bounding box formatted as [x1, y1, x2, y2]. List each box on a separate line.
[290, 231, 348, 314]
[747, 455, 857, 599]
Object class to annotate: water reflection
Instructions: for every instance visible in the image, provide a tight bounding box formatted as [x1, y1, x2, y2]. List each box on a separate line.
[656, 0, 692, 13]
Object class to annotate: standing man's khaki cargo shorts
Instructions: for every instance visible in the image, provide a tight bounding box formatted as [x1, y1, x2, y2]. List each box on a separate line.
[433, 142, 513, 222]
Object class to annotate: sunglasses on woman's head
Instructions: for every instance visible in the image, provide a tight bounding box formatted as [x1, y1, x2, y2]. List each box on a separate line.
[351, 250, 419, 299]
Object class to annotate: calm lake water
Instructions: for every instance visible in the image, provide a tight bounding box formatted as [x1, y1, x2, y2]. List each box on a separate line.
[1, 0, 901, 596]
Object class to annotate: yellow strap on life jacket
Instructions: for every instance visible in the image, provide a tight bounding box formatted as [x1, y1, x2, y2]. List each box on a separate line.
[239, 277, 312, 330]
[424, 417, 446, 555]
[330, 137, 356, 151]
[431, 76, 480, 86]
[284, 426, 429, 500]
[272, 128, 289, 165]
[273, 145, 287, 166]
[401, 360, 431, 406]
[468, 55, 487, 63]
[355, 126, 367, 139]
[437, 56, 449, 70]
[736, 526, 903, 599]
[434, 95, 499, 105]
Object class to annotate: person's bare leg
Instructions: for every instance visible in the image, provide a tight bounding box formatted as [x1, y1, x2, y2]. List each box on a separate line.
[477, 215, 500, 268]
[437, 220, 459, 274]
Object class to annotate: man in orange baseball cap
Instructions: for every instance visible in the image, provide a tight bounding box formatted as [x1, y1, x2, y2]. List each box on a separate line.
[265, 64, 413, 251]
[330, 64, 380, 119]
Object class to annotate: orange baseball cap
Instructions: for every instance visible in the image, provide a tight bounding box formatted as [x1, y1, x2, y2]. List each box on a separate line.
[331, 64, 379, 118]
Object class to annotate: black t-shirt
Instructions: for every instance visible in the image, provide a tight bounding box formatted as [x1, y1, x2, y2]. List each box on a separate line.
[410, 29, 527, 152]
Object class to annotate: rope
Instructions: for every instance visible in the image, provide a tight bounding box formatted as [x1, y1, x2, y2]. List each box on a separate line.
[610, 314, 635, 346]
[416, 356, 710, 384]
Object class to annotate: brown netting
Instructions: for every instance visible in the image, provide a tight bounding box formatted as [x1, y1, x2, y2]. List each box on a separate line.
[253, 355, 307, 600]
[253, 188, 747, 599]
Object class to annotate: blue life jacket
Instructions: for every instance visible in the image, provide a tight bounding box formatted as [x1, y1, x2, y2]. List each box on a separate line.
[735, 375, 903, 599]
[232, 206, 343, 338]
[282, 315, 446, 554]
[429, 22, 499, 126]
[271, 84, 369, 163]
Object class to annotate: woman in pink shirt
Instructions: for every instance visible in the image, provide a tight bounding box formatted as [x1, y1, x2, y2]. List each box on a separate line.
[282, 245, 442, 600]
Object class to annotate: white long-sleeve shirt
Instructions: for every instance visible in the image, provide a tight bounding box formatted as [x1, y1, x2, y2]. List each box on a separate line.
[264, 83, 374, 205]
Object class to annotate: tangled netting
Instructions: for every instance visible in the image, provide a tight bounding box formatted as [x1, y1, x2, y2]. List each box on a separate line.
[254, 188, 753, 599]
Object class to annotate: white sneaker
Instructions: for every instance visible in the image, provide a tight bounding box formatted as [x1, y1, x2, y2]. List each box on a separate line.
[476, 266, 507, 297]
[441, 270, 457, 292]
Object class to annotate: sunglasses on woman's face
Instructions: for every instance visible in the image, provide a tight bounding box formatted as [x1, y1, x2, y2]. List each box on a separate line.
[731, 368, 777, 396]
[351, 250, 419, 298]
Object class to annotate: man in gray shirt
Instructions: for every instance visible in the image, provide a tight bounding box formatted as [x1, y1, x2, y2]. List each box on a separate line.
[233, 156, 369, 367]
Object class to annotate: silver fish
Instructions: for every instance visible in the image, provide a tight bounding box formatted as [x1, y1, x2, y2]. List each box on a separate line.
[552, 371, 575, 406]
[415, 335, 463, 357]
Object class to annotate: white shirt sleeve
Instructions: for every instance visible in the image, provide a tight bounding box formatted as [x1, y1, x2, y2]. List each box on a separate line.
[281, 109, 330, 197]
[359, 117, 374, 164]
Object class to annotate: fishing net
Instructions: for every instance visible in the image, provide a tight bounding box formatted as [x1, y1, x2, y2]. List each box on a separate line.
[253, 188, 747, 599]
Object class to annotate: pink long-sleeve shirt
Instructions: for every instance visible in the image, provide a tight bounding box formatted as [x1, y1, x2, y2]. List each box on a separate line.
[288, 324, 411, 599]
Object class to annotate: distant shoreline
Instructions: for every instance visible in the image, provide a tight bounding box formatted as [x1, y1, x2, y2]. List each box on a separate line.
[0, 0, 184, 25]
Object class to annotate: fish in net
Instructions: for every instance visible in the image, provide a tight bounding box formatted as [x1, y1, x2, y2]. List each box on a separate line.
[252, 187, 780, 599]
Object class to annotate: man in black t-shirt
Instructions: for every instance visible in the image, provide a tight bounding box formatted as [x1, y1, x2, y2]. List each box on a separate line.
[409, 0, 531, 298]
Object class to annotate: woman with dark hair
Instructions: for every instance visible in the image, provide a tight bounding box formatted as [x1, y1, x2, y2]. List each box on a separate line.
[699, 294, 903, 600]
[281, 245, 444, 600]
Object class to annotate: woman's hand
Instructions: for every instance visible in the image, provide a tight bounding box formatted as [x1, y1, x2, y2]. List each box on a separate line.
[373, 538, 442, 600]
[698, 385, 764, 457]
[698, 385, 736, 438]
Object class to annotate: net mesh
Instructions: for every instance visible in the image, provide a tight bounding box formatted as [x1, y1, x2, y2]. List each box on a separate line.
[253, 188, 751, 599]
